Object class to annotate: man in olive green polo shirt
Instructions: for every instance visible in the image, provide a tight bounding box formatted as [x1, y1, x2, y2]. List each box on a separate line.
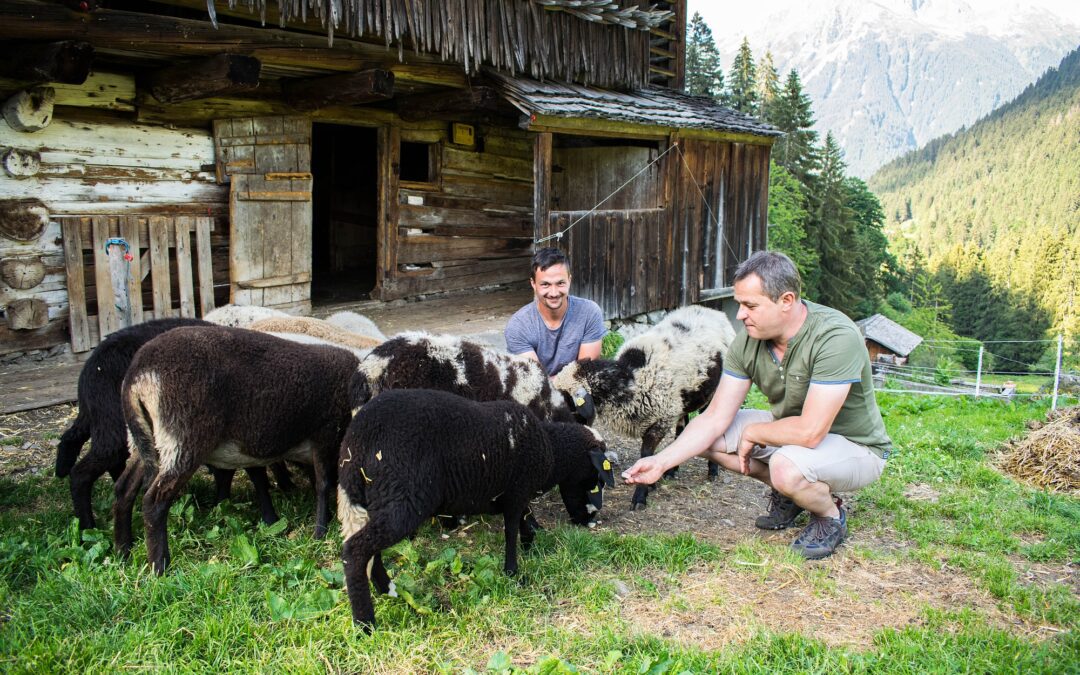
[623, 251, 890, 559]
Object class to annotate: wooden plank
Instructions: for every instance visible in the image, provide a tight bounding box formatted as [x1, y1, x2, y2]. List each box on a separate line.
[149, 216, 172, 319]
[195, 216, 215, 316]
[396, 235, 532, 264]
[398, 205, 531, 236]
[174, 216, 195, 318]
[91, 216, 121, 340]
[61, 217, 91, 352]
[236, 272, 311, 289]
[376, 124, 401, 299]
[533, 133, 552, 242]
[120, 216, 144, 323]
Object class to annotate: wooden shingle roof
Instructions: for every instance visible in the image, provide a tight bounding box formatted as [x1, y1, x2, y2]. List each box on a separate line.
[489, 71, 783, 140]
[856, 314, 923, 357]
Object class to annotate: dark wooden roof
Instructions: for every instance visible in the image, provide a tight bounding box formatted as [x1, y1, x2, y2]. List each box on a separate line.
[220, 0, 673, 88]
[856, 314, 924, 357]
[488, 71, 782, 140]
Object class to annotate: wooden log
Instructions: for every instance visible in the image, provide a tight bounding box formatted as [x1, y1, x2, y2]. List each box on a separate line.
[0, 198, 48, 241]
[533, 133, 552, 240]
[1, 148, 41, 178]
[5, 298, 48, 330]
[149, 54, 262, 104]
[396, 86, 506, 122]
[283, 69, 394, 111]
[1, 257, 46, 290]
[2, 87, 55, 133]
[0, 40, 94, 85]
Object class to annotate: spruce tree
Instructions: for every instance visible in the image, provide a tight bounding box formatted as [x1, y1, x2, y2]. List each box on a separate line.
[727, 37, 759, 115]
[684, 13, 724, 100]
[767, 162, 819, 283]
[771, 69, 819, 186]
[756, 51, 781, 124]
[810, 133, 859, 314]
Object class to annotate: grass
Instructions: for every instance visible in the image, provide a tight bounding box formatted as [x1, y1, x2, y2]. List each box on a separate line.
[1, 394, 1077, 673]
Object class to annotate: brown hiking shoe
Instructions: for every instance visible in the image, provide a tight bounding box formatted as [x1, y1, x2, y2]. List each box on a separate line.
[754, 489, 805, 530]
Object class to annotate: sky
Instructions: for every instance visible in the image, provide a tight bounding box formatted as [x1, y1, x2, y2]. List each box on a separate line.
[687, 0, 1080, 40]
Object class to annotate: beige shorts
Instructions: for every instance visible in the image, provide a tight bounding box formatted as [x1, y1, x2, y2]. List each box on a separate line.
[722, 409, 886, 492]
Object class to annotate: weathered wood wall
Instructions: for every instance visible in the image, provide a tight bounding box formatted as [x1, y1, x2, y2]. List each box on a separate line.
[0, 71, 227, 355]
[381, 121, 534, 300]
[540, 136, 771, 319]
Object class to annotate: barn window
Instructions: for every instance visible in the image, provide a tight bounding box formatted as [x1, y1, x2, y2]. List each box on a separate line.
[399, 140, 438, 184]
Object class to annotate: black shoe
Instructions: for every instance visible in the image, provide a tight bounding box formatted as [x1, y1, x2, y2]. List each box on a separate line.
[754, 489, 805, 530]
[790, 505, 847, 560]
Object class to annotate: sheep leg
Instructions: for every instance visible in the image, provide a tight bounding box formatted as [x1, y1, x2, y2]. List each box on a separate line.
[243, 466, 279, 525]
[211, 467, 236, 505]
[631, 422, 668, 510]
[311, 443, 340, 539]
[112, 457, 147, 559]
[143, 464, 200, 575]
[369, 553, 392, 595]
[501, 503, 525, 576]
[270, 461, 298, 493]
[55, 410, 90, 478]
[343, 513, 416, 632]
[69, 425, 129, 530]
[519, 507, 541, 552]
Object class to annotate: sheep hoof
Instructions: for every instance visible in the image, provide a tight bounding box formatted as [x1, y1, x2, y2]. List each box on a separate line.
[630, 501, 647, 511]
[354, 619, 375, 635]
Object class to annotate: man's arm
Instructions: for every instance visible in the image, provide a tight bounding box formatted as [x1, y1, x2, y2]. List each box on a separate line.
[576, 340, 602, 361]
[623, 373, 752, 485]
[736, 383, 850, 473]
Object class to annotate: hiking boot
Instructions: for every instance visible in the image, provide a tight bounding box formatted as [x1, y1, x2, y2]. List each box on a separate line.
[754, 489, 805, 530]
[790, 505, 848, 560]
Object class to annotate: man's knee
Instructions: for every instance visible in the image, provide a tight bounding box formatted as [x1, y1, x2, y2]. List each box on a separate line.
[769, 455, 808, 494]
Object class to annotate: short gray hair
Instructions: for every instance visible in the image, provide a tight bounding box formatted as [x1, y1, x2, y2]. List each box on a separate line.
[733, 251, 801, 302]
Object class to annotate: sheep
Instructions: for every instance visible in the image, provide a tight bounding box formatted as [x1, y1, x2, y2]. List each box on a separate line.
[351, 331, 579, 424]
[324, 310, 387, 342]
[249, 316, 382, 352]
[54, 318, 292, 530]
[336, 388, 617, 631]
[113, 325, 359, 574]
[551, 305, 737, 510]
[203, 303, 289, 328]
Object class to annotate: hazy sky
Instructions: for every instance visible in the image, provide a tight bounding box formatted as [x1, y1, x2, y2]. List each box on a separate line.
[687, 0, 1080, 38]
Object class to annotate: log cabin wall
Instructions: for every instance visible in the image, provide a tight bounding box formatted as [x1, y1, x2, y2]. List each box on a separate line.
[539, 134, 771, 320]
[0, 71, 228, 356]
[381, 119, 535, 300]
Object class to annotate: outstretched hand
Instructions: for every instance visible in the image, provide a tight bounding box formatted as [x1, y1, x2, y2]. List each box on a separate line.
[622, 456, 666, 485]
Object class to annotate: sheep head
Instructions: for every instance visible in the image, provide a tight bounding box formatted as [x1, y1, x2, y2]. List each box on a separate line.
[551, 358, 633, 424]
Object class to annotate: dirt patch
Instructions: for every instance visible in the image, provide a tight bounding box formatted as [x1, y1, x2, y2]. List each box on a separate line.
[903, 483, 941, 503]
[0, 403, 75, 479]
[1009, 555, 1080, 597]
[612, 556, 1060, 650]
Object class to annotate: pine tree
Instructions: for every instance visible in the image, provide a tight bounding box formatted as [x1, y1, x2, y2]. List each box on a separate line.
[844, 177, 894, 317]
[767, 162, 819, 284]
[756, 51, 781, 124]
[771, 69, 819, 186]
[809, 133, 859, 314]
[684, 13, 724, 100]
[727, 37, 758, 115]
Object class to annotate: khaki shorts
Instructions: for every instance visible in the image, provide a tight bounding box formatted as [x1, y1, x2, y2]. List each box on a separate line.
[722, 409, 886, 492]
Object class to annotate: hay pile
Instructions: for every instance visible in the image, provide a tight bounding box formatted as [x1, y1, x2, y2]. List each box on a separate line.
[999, 406, 1080, 493]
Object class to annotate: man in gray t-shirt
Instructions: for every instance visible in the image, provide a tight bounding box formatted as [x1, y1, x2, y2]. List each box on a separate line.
[505, 248, 606, 377]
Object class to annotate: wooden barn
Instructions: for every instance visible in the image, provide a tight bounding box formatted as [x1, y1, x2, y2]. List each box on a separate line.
[856, 314, 923, 365]
[0, 0, 778, 359]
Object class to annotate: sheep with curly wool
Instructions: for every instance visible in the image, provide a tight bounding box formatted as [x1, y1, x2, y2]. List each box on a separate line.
[203, 303, 290, 328]
[324, 310, 387, 342]
[337, 388, 616, 631]
[249, 316, 382, 352]
[351, 331, 579, 423]
[551, 305, 736, 509]
[115, 325, 359, 574]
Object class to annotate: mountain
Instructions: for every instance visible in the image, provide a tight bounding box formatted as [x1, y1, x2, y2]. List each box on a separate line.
[869, 45, 1080, 339]
[713, 0, 1080, 177]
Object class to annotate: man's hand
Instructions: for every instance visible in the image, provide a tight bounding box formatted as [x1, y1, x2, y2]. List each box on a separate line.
[622, 456, 666, 485]
[737, 422, 761, 475]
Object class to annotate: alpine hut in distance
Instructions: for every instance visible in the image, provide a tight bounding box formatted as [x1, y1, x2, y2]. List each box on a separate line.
[0, 0, 778, 359]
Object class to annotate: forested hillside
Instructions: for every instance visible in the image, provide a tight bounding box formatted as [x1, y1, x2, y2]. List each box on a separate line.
[869, 46, 1080, 360]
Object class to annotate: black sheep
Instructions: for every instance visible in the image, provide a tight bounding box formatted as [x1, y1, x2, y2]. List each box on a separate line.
[337, 388, 616, 631]
[54, 318, 293, 530]
[114, 325, 358, 574]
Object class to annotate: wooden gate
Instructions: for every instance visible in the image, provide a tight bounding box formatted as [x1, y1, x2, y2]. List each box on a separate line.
[214, 116, 312, 312]
[60, 215, 216, 352]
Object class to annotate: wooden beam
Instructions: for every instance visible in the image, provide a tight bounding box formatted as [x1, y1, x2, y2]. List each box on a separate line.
[396, 86, 507, 122]
[149, 54, 261, 104]
[533, 132, 552, 241]
[283, 68, 393, 111]
[0, 40, 93, 85]
[523, 114, 778, 147]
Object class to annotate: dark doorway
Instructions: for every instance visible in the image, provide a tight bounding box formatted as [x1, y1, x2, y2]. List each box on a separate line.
[311, 123, 379, 304]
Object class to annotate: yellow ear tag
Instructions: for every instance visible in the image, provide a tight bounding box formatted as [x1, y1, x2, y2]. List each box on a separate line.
[375, 450, 382, 461]
[575, 397, 586, 407]
[590, 486, 600, 493]
[602, 460, 611, 471]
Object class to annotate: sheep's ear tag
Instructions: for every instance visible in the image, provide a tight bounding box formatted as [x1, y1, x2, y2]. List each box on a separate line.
[602, 459, 611, 471]
[590, 450, 616, 488]
[574, 396, 587, 407]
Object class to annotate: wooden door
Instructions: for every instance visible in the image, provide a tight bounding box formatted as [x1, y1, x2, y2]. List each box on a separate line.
[214, 116, 313, 312]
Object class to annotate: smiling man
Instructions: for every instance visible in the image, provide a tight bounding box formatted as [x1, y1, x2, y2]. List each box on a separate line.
[622, 251, 890, 559]
[504, 248, 605, 377]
